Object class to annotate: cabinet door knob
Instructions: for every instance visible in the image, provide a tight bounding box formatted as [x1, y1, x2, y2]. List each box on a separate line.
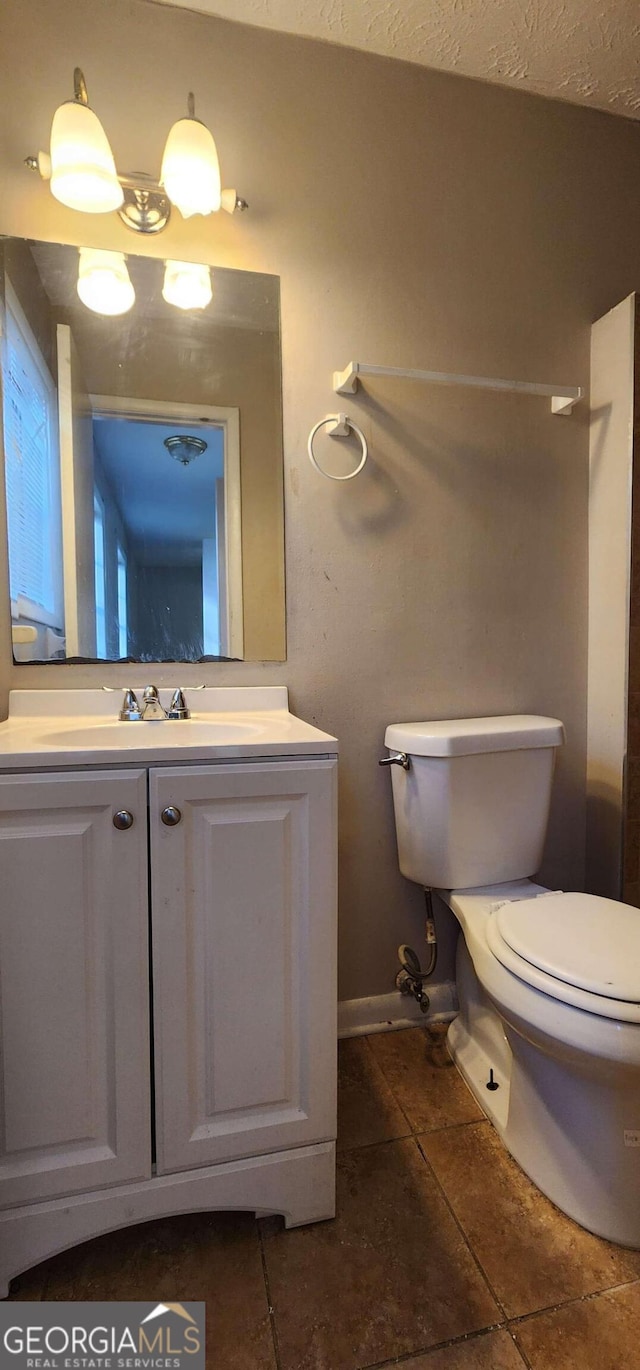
[113, 810, 134, 830]
[161, 805, 182, 827]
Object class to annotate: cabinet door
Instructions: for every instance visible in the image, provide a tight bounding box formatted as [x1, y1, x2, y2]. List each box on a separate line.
[0, 770, 151, 1209]
[150, 760, 337, 1173]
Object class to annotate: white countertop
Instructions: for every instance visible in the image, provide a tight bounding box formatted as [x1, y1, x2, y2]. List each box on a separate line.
[0, 687, 338, 770]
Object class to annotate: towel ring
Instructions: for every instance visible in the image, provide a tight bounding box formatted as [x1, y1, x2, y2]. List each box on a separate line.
[307, 413, 368, 481]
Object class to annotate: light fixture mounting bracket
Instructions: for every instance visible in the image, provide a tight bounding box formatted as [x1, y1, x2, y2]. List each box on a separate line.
[117, 176, 172, 234]
[73, 67, 89, 106]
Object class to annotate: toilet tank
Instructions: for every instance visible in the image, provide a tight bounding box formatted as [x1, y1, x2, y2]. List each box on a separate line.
[384, 715, 565, 890]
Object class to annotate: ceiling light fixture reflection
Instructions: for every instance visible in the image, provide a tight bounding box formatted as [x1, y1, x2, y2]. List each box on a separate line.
[162, 259, 213, 311]
[164, 435, 208, 466]
[49, 68, 123, 214]
[77, 247, 135, 315]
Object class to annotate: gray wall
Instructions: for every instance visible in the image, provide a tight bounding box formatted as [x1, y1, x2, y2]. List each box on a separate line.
[2, 0, 640, 1000]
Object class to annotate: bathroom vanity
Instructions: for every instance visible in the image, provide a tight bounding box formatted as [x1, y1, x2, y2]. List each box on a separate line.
[0, 687, 338, 1295]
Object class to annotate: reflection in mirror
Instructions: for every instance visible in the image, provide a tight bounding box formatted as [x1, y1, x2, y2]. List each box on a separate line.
[0, 237, 285, 663]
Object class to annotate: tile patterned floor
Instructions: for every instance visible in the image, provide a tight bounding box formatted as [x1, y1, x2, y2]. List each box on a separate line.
[8, 1026, 640, 1369]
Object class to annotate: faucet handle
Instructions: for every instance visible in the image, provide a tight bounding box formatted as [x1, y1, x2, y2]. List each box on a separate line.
[119, 688, 142, 722]
[168, 688, 190, 720]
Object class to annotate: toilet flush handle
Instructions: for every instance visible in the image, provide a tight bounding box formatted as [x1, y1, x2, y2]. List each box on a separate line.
[379, 752, 411, 771]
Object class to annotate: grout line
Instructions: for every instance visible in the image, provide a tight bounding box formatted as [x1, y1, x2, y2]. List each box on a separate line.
[359, 1034, 414, 1134]
[337, 1117, 484, 1156]
[356, 1032, 505, 1318]
[360, 1284, 640, 1370]
[413, 1133, 508, 1321]
[354, 1319, 510, 1370]
[506, 1275, 640, 1330]
[338, 1130, 412, 1155]
[507, 1325, 535, 1370]
[411, 1116, 489, 1137]
[361, 1030, 485, 1141]
[258, 1222, 283, 1370]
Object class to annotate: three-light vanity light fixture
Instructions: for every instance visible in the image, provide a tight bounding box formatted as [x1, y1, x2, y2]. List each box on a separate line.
[26, 68, 248, 316]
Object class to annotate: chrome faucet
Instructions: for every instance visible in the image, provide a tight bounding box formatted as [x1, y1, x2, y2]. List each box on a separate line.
[140, 685, 167, 720]
[118, 686, 192, 721]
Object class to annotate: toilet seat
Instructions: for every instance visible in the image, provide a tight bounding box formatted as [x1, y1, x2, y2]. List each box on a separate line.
[486, 891, 640, 1023]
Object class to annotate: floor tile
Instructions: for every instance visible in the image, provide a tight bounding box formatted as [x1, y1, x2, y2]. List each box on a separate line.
[41, 1212, 276, 1369]
[421, 1122, 640, 1318]
[262, 1137, 499, 1370]
[514, 1282, 640, 1370]
[7, 1265, 48, 1300]
[368, 1028, 484, 1133]
[337, 1036, 410, 1151]
[391, 1327, 527, 1369]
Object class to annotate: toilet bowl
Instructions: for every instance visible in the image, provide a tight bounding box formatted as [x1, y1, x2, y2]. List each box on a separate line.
[383, 715, 640, 1247]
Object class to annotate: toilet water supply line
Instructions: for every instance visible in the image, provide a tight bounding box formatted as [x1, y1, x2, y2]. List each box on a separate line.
[378, 751, 438, 1010]
[396, 888, 438, 1014]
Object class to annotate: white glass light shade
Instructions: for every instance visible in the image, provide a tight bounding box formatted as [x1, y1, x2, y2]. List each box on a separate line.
[77, 249, 135, 316]
[162, 260, 212, 311]
[160, 117, 221, 218]
[49, 100, 124, 213]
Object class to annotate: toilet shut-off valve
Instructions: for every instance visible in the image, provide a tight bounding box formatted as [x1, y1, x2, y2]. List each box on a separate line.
[394, 893, 439, 1015]
[396, 944, 431, 1013]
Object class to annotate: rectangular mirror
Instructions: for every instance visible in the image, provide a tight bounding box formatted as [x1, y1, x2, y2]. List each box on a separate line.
[0, 236, 285, 663]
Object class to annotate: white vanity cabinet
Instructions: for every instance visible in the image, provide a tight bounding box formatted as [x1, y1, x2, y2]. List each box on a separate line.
[151, 761, 337, 1173]
[0, 746, 337, 1296]
[0, 769, 151, 1210]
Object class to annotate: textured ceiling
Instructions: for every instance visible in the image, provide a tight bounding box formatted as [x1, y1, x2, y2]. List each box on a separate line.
[156, 0, 640, 120]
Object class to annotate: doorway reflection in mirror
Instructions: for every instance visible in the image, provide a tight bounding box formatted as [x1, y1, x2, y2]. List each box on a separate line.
[0, 235, 285, 664]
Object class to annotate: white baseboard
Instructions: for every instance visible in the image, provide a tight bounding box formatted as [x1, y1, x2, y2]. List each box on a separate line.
[338, 982, 458, 1039]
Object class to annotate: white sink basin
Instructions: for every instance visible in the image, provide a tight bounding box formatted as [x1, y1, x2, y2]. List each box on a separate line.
[39, 719, 264, 749]
[0, 687, 339, 769]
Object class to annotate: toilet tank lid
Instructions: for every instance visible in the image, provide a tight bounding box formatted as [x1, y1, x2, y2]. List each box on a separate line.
[384, 715, 565, 757]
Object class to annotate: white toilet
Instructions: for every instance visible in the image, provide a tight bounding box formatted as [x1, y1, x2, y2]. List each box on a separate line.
[384, 714, 640, 1247]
